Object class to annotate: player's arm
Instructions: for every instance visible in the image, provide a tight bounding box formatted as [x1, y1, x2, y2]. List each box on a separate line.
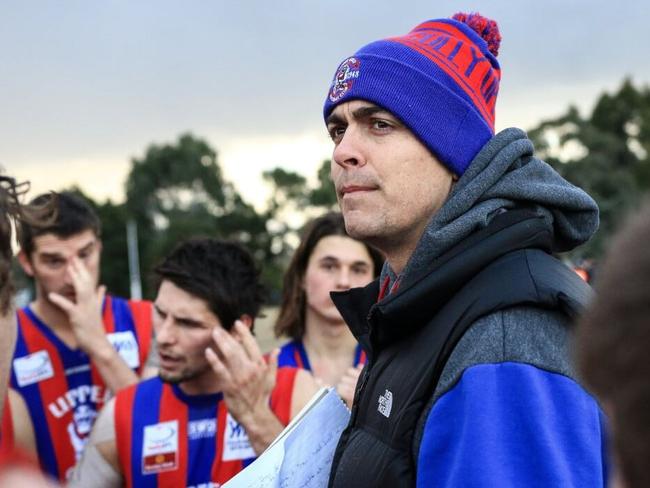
[7, 389, 37, 457]
[49, 257, 139, 392]
[205, 320, 286, 455]
[68, 397, 123, 488]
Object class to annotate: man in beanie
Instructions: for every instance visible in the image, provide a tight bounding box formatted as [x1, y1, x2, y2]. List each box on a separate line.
[323, 13, 607, 487]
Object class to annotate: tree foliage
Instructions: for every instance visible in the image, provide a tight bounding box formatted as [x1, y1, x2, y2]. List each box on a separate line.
[263, 159, 337, 213]
[308, 160, 338, 209]
[124, 134, 271, 297]
[528, 78, 650, 259]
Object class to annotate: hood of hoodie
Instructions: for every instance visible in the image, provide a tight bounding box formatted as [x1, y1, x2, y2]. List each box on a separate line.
[380, 127, 600, 291]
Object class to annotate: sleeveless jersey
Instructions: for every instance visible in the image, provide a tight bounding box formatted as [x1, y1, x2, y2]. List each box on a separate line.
[114, 367, 297, 488]
[277, 339, 366, 370]
[10, 295, 152, 481]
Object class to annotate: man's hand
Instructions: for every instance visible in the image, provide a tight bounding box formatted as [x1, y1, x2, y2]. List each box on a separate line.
[205, 320, 283, 454]
[49, 256, 138, 391]
[49, 256, 110, 355]
[337, 364, 363, 409]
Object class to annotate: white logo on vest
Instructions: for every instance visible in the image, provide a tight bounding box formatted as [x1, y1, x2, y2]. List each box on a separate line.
[377, 389, 393, 418]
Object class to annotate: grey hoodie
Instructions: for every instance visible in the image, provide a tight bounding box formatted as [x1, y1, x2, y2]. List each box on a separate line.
[381, 127, 600, 291]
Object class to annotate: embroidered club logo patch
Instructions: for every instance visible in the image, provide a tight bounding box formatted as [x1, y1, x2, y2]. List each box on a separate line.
[329, 56, 360, 103]
[142, 420, 179, 474]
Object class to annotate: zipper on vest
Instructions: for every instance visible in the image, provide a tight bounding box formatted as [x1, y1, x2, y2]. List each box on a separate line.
[349, 358, 371, 425]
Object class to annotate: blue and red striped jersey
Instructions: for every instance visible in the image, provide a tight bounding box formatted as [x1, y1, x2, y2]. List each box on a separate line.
[277, 339, 366, 370]
[10, 295, 152, 481]
[114, 367, 297, 488]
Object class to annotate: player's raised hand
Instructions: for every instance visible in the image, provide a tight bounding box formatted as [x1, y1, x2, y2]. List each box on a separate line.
[48, 256, 108, 354]
[205, 320, 283, 454]
[205, 320, 277, 420]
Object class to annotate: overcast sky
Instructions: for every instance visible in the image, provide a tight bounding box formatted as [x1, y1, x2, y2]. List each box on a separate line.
[3, 0, 650, 209]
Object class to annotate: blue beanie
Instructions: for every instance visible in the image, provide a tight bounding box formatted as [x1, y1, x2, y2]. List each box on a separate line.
[323, 13, 502, 176]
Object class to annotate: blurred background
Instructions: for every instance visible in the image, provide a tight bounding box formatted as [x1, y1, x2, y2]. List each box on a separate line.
[3, 0, 650, 313]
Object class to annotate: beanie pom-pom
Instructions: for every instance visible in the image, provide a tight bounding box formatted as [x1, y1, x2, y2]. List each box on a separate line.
[452, 12, 501, 57]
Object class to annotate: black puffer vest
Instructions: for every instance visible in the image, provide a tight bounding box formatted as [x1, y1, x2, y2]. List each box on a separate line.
[327, 210, 592, 487]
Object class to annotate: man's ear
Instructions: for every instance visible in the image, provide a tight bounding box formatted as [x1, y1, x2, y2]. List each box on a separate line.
[17, 250, 34, 277]
[237, 314, 254, 330]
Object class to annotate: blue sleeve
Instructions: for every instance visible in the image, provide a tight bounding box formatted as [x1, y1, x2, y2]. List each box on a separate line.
[416, 362, 609, 488]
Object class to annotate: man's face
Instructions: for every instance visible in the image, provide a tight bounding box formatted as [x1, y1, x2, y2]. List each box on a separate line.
[153, 280, 224, 395]
[303, 235, 375, 326]
[19, 229, 101, 304]
[327, 100, 455, 262]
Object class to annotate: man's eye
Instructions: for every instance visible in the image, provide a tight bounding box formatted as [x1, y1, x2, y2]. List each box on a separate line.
[372, 120, 392, 130]
[328, 126, 346, 142]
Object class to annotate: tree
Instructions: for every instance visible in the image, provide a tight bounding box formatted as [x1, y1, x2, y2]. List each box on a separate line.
[262, 158, 337, 250]
[307, 159, 338, 209]
[528, 78, 650, 259]
[125, 133, 272, 298]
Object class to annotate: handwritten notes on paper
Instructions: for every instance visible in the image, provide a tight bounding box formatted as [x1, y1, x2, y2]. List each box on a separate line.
[223, 388, 350, 488]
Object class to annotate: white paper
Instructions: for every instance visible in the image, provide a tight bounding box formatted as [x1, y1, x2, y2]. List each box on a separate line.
[223, 387, 350, 488]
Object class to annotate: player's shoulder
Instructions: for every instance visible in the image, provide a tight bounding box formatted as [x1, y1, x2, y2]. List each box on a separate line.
[109, 294, 152, 309]
[116, 375, 163, 402]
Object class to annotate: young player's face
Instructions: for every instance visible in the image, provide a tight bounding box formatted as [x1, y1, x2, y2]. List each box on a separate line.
[153, 280, 224, 394]
[19, 229, 101, 304]
[327, 100, 455, 263]
[303, 235, 374, 325]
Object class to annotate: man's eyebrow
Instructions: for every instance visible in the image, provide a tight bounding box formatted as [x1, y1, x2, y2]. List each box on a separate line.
[78, 242, 94, 254]
[318, 255, 340, 263]
[39, 252, 64, 260]
[326, 112, 346, 126]
[352, 105, 390, 120]
[326, 105, 392, 126]
[154, 303, 203, 327]
[175, 316, 203, 327]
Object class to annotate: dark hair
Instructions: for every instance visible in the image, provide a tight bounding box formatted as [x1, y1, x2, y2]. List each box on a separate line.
[274, 212, 383, 339]
[154, 238, 265, 331]
[577, 201, 650, 488]
[0, 176, 55, 314]
[18, 191, 101, 257]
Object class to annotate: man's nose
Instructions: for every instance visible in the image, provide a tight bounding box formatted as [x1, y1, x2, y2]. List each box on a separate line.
[63, 259, 76, 285]
[156, 316, 177, 345]
[335, 268, 351, 290]
[332, 127, 366, 169]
